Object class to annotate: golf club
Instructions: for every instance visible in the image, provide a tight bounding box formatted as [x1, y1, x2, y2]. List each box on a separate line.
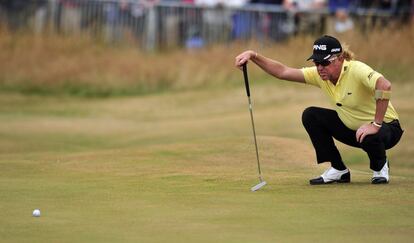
[242, 63, 267, 192]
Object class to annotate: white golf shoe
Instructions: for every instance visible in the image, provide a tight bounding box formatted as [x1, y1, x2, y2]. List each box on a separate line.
[310, 167, 351, 185]
[372, 161, 389, 184]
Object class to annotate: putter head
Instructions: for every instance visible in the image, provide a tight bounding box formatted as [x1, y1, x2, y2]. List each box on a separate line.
[251, 181, 267, 192]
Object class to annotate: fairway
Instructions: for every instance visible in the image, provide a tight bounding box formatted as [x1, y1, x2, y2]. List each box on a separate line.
[1, 81, 413, 243]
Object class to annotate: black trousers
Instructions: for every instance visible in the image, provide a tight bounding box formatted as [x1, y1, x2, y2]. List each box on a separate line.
[302, 107, 404, 171]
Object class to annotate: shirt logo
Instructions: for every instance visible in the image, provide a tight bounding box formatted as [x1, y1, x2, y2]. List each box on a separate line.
[313, 45, 327, 50]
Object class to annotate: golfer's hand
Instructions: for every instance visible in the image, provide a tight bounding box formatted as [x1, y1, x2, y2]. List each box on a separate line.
[235, 50, 255, 70]
[356, 123, 380, 143]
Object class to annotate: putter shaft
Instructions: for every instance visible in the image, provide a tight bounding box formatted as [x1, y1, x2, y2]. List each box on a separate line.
[243, 64, 266, 190]
[247, 96, 263, 182]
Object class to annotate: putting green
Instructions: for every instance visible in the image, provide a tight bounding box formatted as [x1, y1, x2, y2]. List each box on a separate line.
[1, 83, 413, 242]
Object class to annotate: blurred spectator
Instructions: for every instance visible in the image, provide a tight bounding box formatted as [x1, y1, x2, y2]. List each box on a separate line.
[195, 0, 247, 7]
[394, 0, 412, 24]
[143, 0, 160, 50]
[185, 26, 204, 50]
[380, 0, 397, 25]
[0, 1, 5, 28]
[284, 0, 326, 11]
[1, 0, 27, 31]
[195, 1, 239, 44]
[104, 1, 121, 43]
[327, 0, 355, 34]
[328, 0, 351, 12]
[334, 8, 354, 33]
[284, 0, 327, 35]
[60, 0, 81, 35]
[412, 0, 414, 24]
[250, 0, 283, 3]
[231, 10, 251, 40]
[80, 0, 104, 34]
[355, 0, 413, 26]
[34, 0, 49, 34]
[379, 0, 394, 9]
[249, 0, 291, 41]
[231, 0, 254, 40]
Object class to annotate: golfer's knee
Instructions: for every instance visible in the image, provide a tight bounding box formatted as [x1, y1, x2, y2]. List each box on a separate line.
[302, 106, 319, 127]
[360, 134, 381, 149]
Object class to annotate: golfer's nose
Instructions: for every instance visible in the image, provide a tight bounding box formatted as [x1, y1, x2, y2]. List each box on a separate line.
[317, 65, 324, 71]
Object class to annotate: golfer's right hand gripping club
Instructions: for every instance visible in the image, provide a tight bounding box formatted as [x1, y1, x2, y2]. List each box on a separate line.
[242, 63, 267, 192]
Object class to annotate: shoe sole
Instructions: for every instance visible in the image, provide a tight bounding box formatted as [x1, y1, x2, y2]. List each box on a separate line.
[372, 177, 389, 184]
[310, 179, 350, 185]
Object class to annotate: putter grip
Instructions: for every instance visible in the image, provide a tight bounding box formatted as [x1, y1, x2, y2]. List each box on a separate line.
[242, 63, 250, 97]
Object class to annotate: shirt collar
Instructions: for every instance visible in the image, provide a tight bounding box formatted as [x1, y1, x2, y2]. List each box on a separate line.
[335, 59, 350, 86]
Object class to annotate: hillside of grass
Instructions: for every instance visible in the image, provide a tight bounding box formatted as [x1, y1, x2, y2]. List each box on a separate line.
[0, 26, 413, 97]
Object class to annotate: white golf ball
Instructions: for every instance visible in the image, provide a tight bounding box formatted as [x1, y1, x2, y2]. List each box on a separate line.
[32, 209, 41, 217]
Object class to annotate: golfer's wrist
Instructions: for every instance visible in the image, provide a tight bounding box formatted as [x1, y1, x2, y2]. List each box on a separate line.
[252, 51, 258, 59]
[371, 121, 382, 128]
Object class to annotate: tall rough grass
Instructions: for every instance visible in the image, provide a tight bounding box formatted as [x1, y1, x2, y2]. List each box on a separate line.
[0, 25, 413, 97]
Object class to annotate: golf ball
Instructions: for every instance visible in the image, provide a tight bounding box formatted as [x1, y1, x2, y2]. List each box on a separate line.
[32, 209, 41, 217]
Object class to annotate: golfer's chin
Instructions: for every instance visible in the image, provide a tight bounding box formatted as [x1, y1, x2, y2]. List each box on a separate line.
[318, 74, 330, 81]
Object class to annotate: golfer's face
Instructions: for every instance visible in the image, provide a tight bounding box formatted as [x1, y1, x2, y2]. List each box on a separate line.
[314, 56, 340, 81]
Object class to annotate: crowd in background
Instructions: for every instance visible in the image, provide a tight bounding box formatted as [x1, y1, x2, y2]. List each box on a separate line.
[0, 0, 413, 49]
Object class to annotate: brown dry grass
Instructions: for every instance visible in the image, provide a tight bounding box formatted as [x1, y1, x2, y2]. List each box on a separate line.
[0, 26, 413, 96]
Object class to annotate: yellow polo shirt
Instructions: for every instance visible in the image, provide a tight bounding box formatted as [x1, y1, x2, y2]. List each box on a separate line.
[302, 60, 399, 130]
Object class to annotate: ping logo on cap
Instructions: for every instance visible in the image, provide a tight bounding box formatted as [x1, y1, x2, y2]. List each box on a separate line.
[313, 45, 327, 50]
[307, 35, 342, 62]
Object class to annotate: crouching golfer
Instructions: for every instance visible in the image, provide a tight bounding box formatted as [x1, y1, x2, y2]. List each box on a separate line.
[235, 35, 403, 185]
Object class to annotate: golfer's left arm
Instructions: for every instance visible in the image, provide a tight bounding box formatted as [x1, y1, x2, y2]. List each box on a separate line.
[356, 76, 391, 143]
[373, 76, 391, 125]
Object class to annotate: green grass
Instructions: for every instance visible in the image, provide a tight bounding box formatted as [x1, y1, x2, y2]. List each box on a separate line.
[0, 82, 413, 242]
